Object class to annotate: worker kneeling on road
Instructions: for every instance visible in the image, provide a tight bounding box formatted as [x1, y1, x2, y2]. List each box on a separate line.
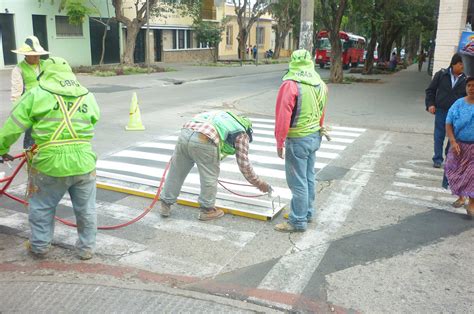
[160, 111, 272, 220]
[0, 57, 100, 260]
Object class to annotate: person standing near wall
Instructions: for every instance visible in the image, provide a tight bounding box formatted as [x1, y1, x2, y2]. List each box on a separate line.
[418, 49, 426, 72]
[11, 36, 49, 149]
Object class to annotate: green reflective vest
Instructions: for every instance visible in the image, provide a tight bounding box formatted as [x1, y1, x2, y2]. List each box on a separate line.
[287, 82, 328, 138]
[18, 59, 44, 93]
[0, 87, 100, 177]
[192, 111, 246, 159]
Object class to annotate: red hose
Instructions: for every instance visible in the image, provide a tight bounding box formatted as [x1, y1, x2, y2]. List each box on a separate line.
[55, 160, 171, 230]
[4, 152, 267, 231]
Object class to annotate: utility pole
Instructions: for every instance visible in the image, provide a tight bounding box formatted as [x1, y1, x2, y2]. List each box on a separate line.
[256, 17, 259, 66]
[146, 0, 150, 74]
[299, 0, 314, 53]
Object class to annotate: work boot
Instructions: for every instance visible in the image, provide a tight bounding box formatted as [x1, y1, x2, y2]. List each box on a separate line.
[78, 250, 93, 260]
[160, 201, 171, 217]
[198, 208, 224, 221]
[274, 222, 305, 233]
[25, 240, 49, 259]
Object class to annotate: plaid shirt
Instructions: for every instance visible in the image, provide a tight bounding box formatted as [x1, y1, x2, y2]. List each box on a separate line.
[183, 121, 220, 145]
[235, 133, 266, 188]
[183, 121, 265, 188]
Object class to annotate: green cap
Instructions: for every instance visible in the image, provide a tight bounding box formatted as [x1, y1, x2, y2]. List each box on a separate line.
[39, 57, 88, 97]
[282, 49, 323, 86]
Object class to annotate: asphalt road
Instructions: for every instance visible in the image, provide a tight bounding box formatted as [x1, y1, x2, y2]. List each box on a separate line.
[1, 63, 473, 312]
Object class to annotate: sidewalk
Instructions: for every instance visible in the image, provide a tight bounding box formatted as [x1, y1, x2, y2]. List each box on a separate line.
[0, 234, 279, 313]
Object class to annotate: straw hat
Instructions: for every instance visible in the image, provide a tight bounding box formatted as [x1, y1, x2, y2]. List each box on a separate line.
[11, 36, 49, 56]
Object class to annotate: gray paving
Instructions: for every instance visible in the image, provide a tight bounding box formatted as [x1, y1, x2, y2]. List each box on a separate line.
[0, 281, 258, 313]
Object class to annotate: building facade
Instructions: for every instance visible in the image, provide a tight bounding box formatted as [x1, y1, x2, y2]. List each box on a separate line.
[217, 2, 274, 60]
[0, 0, 119, 68]
[121, 0, 217, 63]
[433, 0, 471, 73]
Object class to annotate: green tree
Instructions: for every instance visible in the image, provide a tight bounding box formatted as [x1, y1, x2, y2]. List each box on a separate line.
[112, 0, 159, 65]
[318, 0, 348, 83]
[270, 0, 299, 59]
[229, 0, 272, 60]
[193, 19, 225, 62]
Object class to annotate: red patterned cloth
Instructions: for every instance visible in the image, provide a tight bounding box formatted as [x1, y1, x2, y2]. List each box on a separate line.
[235, 133, 266, 188]
[183, 121, 220, 145]
[445, 142, 474, 197]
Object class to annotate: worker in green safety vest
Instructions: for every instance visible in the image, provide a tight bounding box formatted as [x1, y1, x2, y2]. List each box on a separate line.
[11, 35, 49, 149]
[0, 57, 100, 260]
[160, 110, 272, 221]
[274, 49, 329, 232]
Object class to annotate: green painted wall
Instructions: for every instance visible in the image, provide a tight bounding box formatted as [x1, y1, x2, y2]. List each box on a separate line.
[0, 0, 115, 68]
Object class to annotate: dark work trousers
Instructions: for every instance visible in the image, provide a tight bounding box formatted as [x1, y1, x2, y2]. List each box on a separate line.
[433, 108, 450, 165]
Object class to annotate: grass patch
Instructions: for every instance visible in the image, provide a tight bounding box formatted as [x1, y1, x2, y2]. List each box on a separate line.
[344, 76, 381, 83]
[73, 64, 174, 76]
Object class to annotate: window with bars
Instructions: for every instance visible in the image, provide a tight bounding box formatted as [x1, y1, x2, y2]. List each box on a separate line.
[172, 30, 193, 49]
[226, 25, 233, 46]
[55, 16, 83, 37]
[257, 27, 264, 46]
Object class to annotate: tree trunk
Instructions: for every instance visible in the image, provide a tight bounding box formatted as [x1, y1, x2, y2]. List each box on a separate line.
[99, 22, 109, 65]
[123, 22, 140, 65]
[329, 31, 343, 83]
[363, 22, 377, 74]
[237, 29, 248, 61]
[273, 30, 289, 59]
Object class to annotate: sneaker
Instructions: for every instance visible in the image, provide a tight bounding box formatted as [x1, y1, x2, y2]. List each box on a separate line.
[78, 251, 93, 260]
[159, 201, 171, 217]
[433, 162, 442, 168]
[25, 241, 48, 259]
[198, 208, 224, 221]
[274, 222, 305, 233]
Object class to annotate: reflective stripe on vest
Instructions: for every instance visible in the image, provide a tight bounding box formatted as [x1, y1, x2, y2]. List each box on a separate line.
[287, 82, 328, 138]
[38, 95, 88, 150]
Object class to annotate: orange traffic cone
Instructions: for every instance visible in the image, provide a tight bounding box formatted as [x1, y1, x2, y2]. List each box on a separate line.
[125, 92, 145, 131]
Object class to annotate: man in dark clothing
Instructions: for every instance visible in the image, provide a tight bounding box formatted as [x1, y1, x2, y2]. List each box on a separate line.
[425, 53, 466, 168]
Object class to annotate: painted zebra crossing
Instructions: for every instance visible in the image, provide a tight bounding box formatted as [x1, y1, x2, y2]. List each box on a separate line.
[383, 159, 461, 214]
[96, 117, 366, 219]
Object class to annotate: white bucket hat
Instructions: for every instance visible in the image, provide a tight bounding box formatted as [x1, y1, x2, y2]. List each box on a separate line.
[11, 36, 49, 56]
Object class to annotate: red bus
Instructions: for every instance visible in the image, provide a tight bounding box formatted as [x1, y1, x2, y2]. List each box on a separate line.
[315, 31, 366, 69]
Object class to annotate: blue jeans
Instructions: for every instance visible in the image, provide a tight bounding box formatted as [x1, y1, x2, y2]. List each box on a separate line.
[433, 109, 450, 164]
[28, 169, 97, 254]
[160, 128, 220, 209]
[285, 132, 322, 230]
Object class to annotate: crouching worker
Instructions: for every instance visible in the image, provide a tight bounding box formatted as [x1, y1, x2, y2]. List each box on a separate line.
[160, 111, 272, 220]
[0, 57, 100, 260]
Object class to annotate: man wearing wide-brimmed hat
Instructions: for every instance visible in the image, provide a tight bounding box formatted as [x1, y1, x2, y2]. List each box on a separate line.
[11, 35, 49, 148]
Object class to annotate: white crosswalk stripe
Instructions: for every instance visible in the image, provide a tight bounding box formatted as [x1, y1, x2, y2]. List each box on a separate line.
[383, 159, 458, 212]
[95, 117, 365, 210]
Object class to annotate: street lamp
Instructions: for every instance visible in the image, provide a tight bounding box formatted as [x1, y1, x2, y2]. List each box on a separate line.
[146, 0, 150, 74]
